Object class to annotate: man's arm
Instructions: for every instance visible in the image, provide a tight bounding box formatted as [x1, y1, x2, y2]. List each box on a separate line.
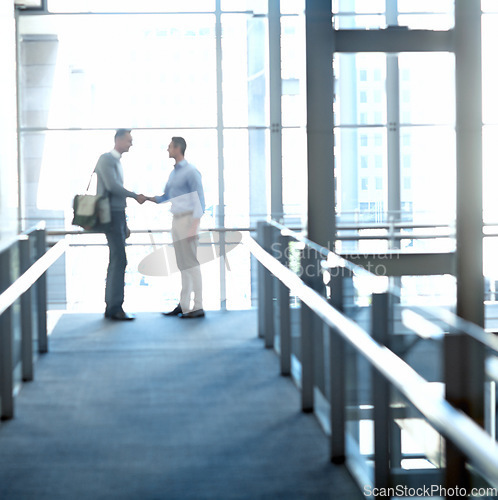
[96, 154, 139, 200]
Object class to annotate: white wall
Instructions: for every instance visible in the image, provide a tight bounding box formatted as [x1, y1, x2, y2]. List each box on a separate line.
[0, 2, 19, 243]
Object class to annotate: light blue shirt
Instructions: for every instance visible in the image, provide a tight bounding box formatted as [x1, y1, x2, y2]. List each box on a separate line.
[155, 159, 205, 219]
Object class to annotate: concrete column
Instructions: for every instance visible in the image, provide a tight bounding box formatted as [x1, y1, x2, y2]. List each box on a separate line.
[305, 0, 335, 249]
[455, 0, 484, 329]
[269, 0, 283, 220]
[446, 2, 486, 488]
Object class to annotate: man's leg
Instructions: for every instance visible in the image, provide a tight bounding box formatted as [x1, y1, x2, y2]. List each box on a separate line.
[105, 210, 127, 316]
[172, 214, 202, 313]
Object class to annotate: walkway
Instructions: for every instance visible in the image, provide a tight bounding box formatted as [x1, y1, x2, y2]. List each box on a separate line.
[0, 310, 363, 500]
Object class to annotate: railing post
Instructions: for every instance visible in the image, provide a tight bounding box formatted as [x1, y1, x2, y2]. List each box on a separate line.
[328, 265, 346, 463]
[300, 249, 322, 412]
[257, 221, 275, 347]
[257, 221, 265, 339]
[444, 331, 484, 494]
[0, 246, 14, 420]
[277, 232, 291, 376]
[371, 292, 391, 496]
[35, 227, 48, 354]
[20, 236, 34, 382]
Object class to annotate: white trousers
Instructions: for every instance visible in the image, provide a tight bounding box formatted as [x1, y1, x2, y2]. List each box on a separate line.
[172, 213, 203, 312]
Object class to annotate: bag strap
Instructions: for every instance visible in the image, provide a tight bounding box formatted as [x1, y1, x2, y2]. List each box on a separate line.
[85, 169, 96, 193]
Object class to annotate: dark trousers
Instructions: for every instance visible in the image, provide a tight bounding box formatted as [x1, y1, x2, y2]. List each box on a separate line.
[104, 210, 127, 315]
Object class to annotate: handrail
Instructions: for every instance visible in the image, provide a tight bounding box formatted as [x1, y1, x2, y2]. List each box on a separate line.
[270, 219, 498, 354]
[268, 219, 380, 280]
[0, 239, 67, 317]
[244, 232, 498, 487]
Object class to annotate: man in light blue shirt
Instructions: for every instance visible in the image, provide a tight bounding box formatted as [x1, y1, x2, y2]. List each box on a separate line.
[148, 137, 205, 318]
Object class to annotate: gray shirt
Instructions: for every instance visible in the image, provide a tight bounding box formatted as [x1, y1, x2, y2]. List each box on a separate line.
[95, 150, 137, 210]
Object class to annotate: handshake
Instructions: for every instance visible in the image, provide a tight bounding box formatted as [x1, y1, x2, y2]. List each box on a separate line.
[136, 194, 157, 205]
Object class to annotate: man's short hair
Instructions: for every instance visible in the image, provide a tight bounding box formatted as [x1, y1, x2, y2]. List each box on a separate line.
[172, 136, 187, 155]
[115, 129, 132, 140]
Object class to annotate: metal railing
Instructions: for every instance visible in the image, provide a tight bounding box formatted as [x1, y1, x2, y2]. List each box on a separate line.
[248, 220, 498, 498]
[0, 223, 66, 420]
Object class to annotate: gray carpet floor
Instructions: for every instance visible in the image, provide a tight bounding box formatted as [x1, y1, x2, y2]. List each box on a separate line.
[0, 310, 363, 500]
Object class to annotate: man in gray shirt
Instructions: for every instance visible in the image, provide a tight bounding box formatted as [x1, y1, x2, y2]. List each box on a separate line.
[95, 129, 146, 320]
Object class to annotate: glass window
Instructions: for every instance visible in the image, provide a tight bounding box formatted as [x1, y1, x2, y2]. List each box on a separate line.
[483, 126, 498, 224]
[398, 53, 455, 126]
[399, 126, 455, 224]
[222, 14, 268, 128]
[282, 128, 307, 222]
[223, 129, 250, 228]
[281, 15, 306, 127]
[19, 14, 217, 129]
[335, 53, 386, 127]
[221, 0, 267, 13]
[483, 15, 498, 124]
[48, 0, 215, 13]
[333, 0, 454, 30]
[483, 1, 498, 13]
[335, 127, 387, 223]
[19, 128, 219, 229]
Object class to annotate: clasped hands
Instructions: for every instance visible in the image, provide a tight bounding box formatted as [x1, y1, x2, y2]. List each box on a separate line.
[136, 194, 157, 205]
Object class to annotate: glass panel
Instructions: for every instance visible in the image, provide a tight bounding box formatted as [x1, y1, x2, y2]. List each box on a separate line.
[48, 0, 215, 13]
[19, 129, 219, 231]
[333, 0, 385, 14]
[334, 127, 388, 225]
[281, 0, 305, 15]
[397, 14, 453, 30]
[18, 14, 217, 129]
[483, 1, 498, 13]
[482, 15, 498, 125]
[483, 126, 498, 225]
[389, 389, 444, 489]
[225, 234, 252, 310]
[333, 0, 454, 30]
[333, 0, 386, 30]
[397, 0, 453, 13]
[399, 126, 455, 226]
[281, 15, 306, 128]
[222, 14, 268, 128]
[345, 344, 375, 486]
[282, 128, 307, 225]
[398, 0, 454, 30]
[333, 15, 386, 30]
[65, 233, 222, 312]
[398, 53, 455, 126]
[334, 53, 387, 127]
[223, 129, 250, 227]
[221, 0, 267, 13]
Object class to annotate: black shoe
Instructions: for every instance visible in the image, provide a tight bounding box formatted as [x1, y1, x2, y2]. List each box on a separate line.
[162, 304, 182, 317]
[109, 311, 135, 321]
[180, 309, 205, 319]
